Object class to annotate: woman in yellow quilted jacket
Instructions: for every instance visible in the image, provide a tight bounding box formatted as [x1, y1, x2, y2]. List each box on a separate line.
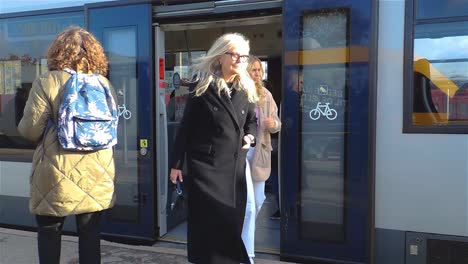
[18, 26, 116, 264]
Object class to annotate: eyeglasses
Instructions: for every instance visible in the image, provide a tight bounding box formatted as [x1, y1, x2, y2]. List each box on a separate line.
[225, 52, 249, 63]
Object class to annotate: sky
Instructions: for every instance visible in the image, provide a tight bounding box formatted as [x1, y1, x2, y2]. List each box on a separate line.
[415, 35, 468, 79]
[416, 36, 468, 61]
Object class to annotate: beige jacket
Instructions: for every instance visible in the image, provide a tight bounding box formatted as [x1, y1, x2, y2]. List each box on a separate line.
[18, 71, 116, 217]
[249, 88, 281, 182]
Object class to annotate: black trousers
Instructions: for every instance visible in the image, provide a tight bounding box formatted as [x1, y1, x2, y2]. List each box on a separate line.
[36, 211, 102, 264]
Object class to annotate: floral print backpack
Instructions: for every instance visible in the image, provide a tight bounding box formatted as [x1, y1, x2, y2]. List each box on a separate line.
[56, 68, 118, 151]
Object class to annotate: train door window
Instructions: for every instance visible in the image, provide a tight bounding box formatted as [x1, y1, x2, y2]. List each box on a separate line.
[404, 1, 468, 133]
[102, 26, 140, 223]
[299, 9, 348, 242]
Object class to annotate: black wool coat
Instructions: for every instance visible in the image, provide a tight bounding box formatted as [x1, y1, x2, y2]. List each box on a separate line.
[172, 82, 257, 264]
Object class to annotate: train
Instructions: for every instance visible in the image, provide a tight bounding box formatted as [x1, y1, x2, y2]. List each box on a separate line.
[1, 0, 466, 263]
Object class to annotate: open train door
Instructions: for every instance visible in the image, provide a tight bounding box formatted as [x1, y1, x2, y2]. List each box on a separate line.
[280, 0, 375, 263]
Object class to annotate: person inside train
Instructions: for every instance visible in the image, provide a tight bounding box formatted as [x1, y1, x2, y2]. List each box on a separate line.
[242, 55, 282, 262]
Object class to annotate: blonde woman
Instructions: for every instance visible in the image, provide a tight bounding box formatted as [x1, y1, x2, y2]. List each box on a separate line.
[169, 33, 257, 264]
[18, 26, 115, 264]
[242, 56, 282, 262]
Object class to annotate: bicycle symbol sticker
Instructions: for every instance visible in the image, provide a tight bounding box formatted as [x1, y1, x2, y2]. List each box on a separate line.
[118, 104, 132, 120]
[309, 102, 337, 120]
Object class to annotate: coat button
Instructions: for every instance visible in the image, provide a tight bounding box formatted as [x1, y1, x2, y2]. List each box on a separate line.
[213, 106, 218, 111]
[241, 110, 245, 114]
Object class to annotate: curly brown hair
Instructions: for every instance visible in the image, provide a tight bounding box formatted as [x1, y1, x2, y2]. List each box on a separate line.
[46, 26, 108, 75]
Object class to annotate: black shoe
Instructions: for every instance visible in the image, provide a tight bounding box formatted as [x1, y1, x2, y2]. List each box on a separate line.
[270, 210, 281, 220]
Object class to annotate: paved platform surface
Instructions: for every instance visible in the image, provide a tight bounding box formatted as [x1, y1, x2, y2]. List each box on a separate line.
[0, 228, 296, 264]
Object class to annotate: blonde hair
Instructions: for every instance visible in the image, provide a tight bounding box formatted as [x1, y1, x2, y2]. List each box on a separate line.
[46, 26, 108, 75]
[190, 33, 257, 103]
[247, 56, 267, 107]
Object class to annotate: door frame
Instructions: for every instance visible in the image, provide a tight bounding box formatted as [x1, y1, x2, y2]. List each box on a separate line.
[152, 0, 283, 239]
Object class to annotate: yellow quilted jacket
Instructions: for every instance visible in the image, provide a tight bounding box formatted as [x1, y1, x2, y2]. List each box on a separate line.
[18, 71, 116, 217]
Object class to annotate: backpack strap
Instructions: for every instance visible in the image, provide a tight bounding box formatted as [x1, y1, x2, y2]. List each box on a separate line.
[63, 68, 77, 75]
[41, 69, 75, 157]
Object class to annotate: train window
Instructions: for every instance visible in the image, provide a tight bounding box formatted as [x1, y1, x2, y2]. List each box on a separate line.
[0, 12, 84, 160]
[417, 0, 468, 20]
[404, 1, 468, 133]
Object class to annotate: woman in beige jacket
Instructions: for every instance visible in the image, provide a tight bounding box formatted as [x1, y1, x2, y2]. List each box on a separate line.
[242, 56, 281, 262]
[18, 26, 116, 264]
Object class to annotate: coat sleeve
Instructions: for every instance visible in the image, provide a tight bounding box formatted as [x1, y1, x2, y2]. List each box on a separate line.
[171, 93, 196, 170]
[244, 101, 257, 146]
[266, 91, 281, 134]
[18, 76, 53, 143]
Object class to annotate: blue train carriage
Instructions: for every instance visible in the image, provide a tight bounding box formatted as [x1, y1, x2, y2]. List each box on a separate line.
[1, 0, 467, 263]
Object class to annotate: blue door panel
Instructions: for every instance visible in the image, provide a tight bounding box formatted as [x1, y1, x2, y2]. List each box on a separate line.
[281, 0, 372, 263]
[88, 3, 154, 240]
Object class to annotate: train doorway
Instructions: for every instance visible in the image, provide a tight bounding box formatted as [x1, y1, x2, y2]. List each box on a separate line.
[154, 15, 283, 254]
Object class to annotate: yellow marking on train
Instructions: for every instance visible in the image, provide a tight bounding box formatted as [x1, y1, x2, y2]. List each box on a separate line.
[412, 113, 448, 126]
[284, 46, 369, 65]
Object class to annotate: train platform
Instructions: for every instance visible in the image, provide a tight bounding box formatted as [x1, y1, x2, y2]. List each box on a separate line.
[0, 227, 294, 264]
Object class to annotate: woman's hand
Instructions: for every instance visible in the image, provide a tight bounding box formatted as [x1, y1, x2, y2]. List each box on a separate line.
[263, 117, 276, 130]
[170, 168, 183, 184]
[242, 134, 254, 149]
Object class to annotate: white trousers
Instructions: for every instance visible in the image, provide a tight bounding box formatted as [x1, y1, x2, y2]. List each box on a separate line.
[242, 148, 266, 258]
